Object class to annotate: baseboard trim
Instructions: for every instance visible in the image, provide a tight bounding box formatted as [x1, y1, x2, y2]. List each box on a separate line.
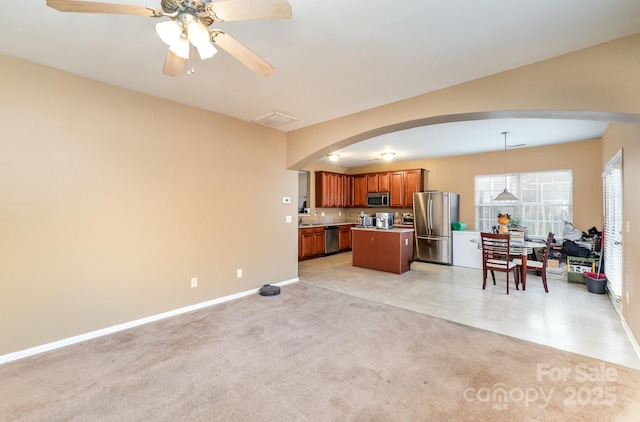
[621, 315, 640, 362]
[0, 278, 299, 365]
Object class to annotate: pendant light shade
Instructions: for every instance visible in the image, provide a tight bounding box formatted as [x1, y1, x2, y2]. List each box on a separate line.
[493, 131, 519, 202]
[494, 188, 519, 201]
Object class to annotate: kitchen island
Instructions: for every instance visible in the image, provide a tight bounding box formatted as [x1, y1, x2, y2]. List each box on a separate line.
[351, 227, 415, 274]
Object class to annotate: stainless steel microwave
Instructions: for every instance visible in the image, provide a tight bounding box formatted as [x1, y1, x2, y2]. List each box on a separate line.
[366, 192, 389, 207]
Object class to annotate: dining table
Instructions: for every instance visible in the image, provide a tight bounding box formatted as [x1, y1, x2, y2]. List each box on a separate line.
[470, 236, 547, 290]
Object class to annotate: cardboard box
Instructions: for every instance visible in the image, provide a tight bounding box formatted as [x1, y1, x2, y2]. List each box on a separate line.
[547, 263, 567, 280]
[548, 259, 560, 269]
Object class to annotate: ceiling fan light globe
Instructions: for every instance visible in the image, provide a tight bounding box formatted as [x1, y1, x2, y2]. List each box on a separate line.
[197, 41, 217, 60]
[156, 20, 183, 46]
[187, 21, 211, 47]
[169, 37, 190, 59]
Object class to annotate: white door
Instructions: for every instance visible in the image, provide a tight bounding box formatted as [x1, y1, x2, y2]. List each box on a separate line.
[603, 150, 623, 300]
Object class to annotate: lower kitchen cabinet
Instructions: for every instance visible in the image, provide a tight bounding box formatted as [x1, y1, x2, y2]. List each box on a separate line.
[299, 224, 356, 260]
[299, 227, 325, 260]
[338, 224, 355, 251]
[351, 228, 414, 274]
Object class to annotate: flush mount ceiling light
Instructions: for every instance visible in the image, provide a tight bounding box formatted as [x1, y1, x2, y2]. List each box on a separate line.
[381, 152, 395, 161]
[327, 153, 340, 162]
[493, 131, 519, 202]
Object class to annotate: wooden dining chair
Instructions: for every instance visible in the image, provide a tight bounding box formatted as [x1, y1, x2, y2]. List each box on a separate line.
[512, 232, 554, 293]
[481, 232, 520, 294]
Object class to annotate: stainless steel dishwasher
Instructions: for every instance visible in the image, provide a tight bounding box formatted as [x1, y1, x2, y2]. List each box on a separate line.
[324, 226, 339, 255]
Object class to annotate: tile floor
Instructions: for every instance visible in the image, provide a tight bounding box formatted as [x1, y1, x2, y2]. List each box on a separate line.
[299, 251, 640, 370]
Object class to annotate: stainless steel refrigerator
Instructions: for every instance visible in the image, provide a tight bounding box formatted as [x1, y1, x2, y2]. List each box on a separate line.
[413, 191, 460, 265]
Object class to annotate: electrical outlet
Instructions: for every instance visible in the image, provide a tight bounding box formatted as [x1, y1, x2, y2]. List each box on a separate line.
[191, 277, 197, 288]
[627, 292, 630, 304]
[405, 239, 409, 246]
[626, 221, 630, 232]
[237, 269, 243, 278]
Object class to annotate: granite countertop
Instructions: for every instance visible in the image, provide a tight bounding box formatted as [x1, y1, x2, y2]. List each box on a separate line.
[351, 227, 415, 233]
[298, 222, 414, 231]
[298, 221, 357, 228]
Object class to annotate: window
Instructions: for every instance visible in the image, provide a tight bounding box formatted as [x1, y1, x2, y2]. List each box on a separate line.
[603, 151, 622, 300]
[475, 170, 573, 239]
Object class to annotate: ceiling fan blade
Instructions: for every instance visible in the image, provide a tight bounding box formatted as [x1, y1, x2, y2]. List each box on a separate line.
[212, 31, 274, 77]
[162, 50, 186, 77]
[46, 0, 162, 17]
[209, 0, 292, 21]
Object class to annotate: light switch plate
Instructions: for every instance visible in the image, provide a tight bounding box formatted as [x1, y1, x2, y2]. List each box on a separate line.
[285, 215, 292, 223]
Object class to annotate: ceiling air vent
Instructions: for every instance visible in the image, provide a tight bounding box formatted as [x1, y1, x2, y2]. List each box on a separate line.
[252, 111, 297, 127]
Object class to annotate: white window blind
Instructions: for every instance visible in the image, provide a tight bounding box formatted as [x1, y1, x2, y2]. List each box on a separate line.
[603, 151, 623, 299]
[475, 170, 573, 239]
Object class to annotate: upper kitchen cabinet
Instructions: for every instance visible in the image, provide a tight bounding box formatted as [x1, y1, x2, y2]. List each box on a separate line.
[315, 168, 425, 209]
[403, 169, 425, 207]
[389, 171, 404, 207]
[374, 169, 425, 208]
[315, 171, 349, 208]
[367, 172, 390, 193]
[352, 174, 367, 207]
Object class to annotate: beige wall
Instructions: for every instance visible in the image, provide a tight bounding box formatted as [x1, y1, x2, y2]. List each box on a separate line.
[0, 55, 298, 356]
[287, 34, 640, 170]
[601, 123, 640, 346]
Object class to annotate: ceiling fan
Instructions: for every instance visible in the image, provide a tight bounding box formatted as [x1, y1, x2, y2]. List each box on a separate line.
[46, 0, 292, 77]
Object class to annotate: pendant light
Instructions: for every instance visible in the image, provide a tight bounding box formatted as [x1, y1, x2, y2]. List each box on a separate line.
[493, 131, 519, 201]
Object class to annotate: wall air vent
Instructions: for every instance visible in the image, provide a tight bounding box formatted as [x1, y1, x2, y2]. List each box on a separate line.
[252, 111, 297, 127]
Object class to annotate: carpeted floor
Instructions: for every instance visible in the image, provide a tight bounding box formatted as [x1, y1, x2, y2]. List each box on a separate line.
[1, 282, 639, 421]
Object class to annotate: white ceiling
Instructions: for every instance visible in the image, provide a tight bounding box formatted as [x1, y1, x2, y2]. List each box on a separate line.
[326, 118, 610, 168]
[2, 1, 639, 167]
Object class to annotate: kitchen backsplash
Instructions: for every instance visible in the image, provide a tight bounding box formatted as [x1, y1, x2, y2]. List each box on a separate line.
[299, 208, 409, 225]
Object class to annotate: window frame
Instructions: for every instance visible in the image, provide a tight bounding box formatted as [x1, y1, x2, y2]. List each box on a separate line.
[474, 169, 573, 239]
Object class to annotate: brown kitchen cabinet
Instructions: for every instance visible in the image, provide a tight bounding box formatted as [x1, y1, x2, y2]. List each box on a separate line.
[338, 224, 354, 251]
[351, 174, 367, 207]
[389, 171, 404, 207]
[351, 228, 414, 274]
[403, 169, 425, 207]
[366, 172, 390, 193]
[366, 173, 378, 192]
[315, 171, 349, 208]
[378, 172, 390, 192]
[299, 227, 325, 260]
[315, 168, 424, 209]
